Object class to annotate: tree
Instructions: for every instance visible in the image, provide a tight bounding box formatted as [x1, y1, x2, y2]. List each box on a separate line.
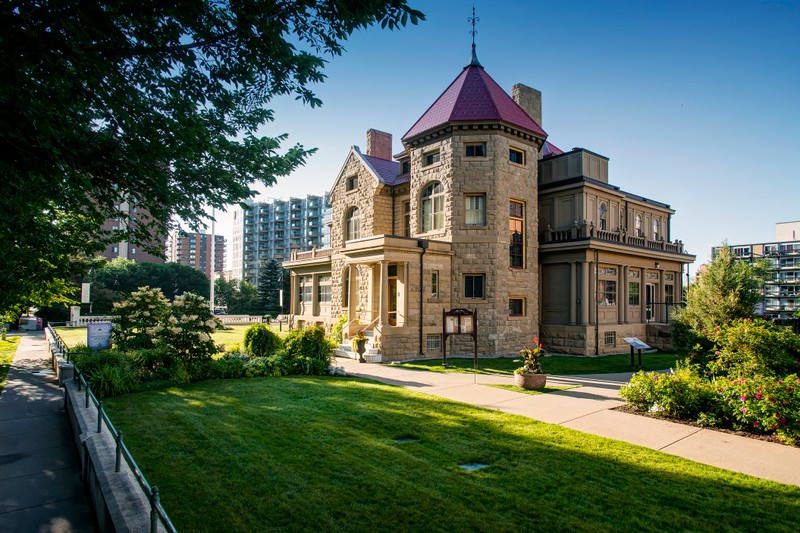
[90, 259, 210, 314]
[0, 1, 424, 314]
[675, 246, 767, 335]
[258, 259, 286, 316]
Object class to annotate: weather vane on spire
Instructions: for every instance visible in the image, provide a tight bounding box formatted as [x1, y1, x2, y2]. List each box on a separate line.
[468, 4, 482, 67]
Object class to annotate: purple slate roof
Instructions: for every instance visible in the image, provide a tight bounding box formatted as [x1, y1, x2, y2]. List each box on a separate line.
[542, 141, 564, 157]
[360, 152, 403, 185]
[402, 65, 548, 141]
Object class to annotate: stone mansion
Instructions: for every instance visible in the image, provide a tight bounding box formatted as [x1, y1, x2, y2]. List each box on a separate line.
[283, 53, 695, 360]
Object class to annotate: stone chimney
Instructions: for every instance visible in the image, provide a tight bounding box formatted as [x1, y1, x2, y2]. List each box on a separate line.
[366, 129, 393, 161]
[512, 84, 542, 127]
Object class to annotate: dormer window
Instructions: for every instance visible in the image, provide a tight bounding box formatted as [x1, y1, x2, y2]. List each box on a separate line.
[401, 161, 411, 174]
[465, 142, 486, 157]
[424, 151, 440, 166]
[346, 176, 358, 191]
[509, 147, 525, 165]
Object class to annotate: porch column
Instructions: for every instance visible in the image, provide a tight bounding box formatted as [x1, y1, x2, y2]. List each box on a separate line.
[621, 266, 629, 323]
[640, 270, 647, 323]
[312, 274, 320, 317]
[290, 272, 298, 315]
[569, 262, 577, 325]
[588, 260, 596, 325]
[580, 262, 590, 325]
[618, 266, 626, 324]
[379, 260, 389, 327]
[348, 264, 357, 322]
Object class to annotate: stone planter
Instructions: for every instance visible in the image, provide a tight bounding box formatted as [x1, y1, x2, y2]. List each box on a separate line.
[514, 372, 547, 390]
[355, 339, 367, 363]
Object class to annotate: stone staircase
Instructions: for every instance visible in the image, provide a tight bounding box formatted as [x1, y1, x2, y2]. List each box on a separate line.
[334, 329, 382, 363]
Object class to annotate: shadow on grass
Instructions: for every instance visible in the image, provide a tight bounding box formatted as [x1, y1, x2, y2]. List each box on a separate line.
[106, 376, 800, 533]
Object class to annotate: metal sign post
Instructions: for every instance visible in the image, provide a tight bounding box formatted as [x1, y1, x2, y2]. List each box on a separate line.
[623, 337, 651, 369]
[442, 308, 478, 369]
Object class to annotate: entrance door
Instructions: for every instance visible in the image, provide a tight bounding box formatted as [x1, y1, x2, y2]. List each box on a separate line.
[388, 278, 398, 326]
[646, 284, 655, 322]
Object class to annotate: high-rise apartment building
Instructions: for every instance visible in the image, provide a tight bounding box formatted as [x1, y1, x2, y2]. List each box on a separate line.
[713, 221, 800, 320]
[100, 198, 165, 263]
[231, 195, 331, 285]
[167, 231, 226, 278]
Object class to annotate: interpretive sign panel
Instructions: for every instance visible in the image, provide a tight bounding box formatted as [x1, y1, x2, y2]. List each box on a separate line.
[623, 337, 650, 350]
[87, 322, 113, 350]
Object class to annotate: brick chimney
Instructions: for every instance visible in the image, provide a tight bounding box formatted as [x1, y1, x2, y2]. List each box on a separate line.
[512, 84, 542, 127]
[366, 129, 393, 161]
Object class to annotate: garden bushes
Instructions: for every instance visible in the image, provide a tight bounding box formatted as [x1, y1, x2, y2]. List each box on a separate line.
[243, 324, 282, 358]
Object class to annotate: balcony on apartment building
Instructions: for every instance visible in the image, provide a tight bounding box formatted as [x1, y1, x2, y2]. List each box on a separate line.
[540, 221, 688, 255]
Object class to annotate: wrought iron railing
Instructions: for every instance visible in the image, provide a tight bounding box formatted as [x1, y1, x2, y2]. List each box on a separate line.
[46, 325, 178, 533]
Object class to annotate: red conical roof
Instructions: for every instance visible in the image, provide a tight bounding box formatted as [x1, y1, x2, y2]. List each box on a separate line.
[402, 65, 547, 142]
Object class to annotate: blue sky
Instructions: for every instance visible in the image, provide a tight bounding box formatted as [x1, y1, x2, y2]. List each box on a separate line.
[217, 0, 799, 269]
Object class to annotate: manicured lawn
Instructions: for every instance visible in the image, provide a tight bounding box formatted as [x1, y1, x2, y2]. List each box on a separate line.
[54, 324, 287, 351]
[394, 352, 684, 376]
[105, 377, 800, 532]
[0, 336, 21, 392]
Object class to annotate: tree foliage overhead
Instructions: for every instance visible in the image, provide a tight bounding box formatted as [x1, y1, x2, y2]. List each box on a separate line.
[0, 0, 424, 314]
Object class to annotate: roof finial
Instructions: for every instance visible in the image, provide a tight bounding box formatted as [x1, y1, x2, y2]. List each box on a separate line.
[468, 4, 482, 67]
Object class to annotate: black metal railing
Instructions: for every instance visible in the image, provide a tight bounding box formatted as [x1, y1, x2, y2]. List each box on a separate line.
[645, 302, 685, 324]
[46, 325, 177, 533]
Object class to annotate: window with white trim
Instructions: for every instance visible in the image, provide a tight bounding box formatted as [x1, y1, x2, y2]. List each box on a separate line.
[421, 181, 444, 232]
[346, 207, 360, 241]
[465, 194, 486, 225]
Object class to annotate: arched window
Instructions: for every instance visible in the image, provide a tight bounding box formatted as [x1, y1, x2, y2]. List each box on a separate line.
[635, 214, 642, 237]
[421, 181, 445, 232]
[346, 207, 360, 241]
[599, 203, 607, 231]
[653, 218, 660, 240]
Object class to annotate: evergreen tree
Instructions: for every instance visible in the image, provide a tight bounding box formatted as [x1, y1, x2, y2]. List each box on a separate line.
[259, 259, 285, 317]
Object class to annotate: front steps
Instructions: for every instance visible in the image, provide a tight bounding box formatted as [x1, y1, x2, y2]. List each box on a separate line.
[334, 329, 382, 363]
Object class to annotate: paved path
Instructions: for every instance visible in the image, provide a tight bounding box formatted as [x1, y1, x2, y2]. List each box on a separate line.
[336, 357, 800, 487]
[0, 332, 94, 533]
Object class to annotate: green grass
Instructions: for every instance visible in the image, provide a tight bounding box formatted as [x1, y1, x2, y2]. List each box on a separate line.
[54, 324, 287, 351]
[394, 352, 684, 375]
[484, 383, 581, 395]
[105, 377, 800, 532]
[0, 336, 21, 392]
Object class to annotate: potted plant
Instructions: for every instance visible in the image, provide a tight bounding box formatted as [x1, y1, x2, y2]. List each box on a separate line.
[514, 337, 547, 390]
[351, 330, 368, 363]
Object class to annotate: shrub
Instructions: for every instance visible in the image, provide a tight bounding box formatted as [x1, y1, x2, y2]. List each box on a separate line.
[331, 315, 349, 345]
[243, 324, 282, 358]
[153, 292, 221, 371]
[282, 326, 334, 375]
[113, 286, 170, 350]
[208, 355, 247, 379]
[620, 368, 719, 419]
[71, 349, 140, 398]
[136, 347, 190, 383]
[718, 374, 800, 445]
[244, 356, 275, 378]
[709, 318, 800, 378]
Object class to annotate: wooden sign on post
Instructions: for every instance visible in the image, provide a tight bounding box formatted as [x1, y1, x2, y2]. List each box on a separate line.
[442, 309, 478, 368]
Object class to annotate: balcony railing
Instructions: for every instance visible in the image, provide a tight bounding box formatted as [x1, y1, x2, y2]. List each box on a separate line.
[290, 247, 333, 261]
[541, 221, 687, 255]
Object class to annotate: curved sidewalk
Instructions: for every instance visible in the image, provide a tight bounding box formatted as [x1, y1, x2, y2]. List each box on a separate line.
[336, 357, 800, 487]
[0, 331, 94, 532]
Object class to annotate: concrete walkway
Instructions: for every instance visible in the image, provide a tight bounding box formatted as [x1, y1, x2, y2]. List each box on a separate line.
[0, 331, 94, 533]
[336, 357, 800, 488]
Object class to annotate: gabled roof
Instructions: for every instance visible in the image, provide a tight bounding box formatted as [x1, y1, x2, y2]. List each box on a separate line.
[402, 65, 548, 142]
[361, 153, 401, 185]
